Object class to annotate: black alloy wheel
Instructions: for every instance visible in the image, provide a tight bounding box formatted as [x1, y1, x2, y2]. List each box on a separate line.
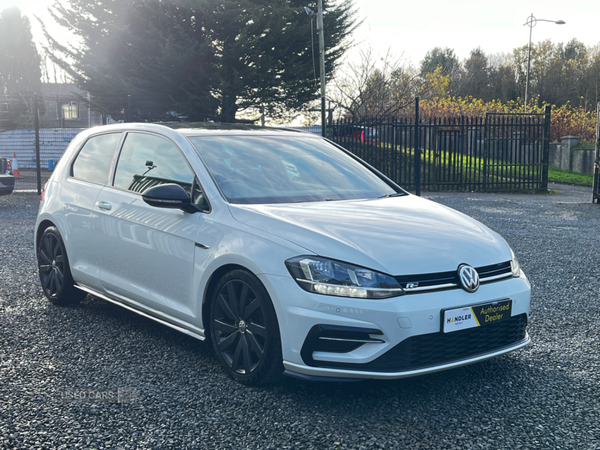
[37, 226, 85, 305]
[210, 270, 283, 385]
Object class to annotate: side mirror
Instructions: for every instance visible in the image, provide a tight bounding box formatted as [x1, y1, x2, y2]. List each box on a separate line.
[142, 183, 198, 213]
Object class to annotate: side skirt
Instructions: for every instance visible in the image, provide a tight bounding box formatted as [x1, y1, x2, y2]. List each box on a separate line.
[74, 284, 206, 341]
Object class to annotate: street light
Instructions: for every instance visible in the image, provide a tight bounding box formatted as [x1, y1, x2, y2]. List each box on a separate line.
[305, 2, 326, 137]
[523, 13, 565, 111]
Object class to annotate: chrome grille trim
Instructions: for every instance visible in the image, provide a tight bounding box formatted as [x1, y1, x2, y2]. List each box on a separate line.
[318, 337, 385, 344]
[480, 272, 513, 283]
[397, 261, 513, 294]
[403, 283, 458, 292]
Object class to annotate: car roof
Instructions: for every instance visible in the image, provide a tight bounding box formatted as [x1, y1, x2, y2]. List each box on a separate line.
[85, 122, 316, 139]
[75, 123, 320, 150]
[161, 122, 310, 138]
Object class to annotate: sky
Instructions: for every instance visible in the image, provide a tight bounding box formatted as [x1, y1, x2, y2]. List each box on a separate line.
[1, 0, 599, 68]
[348, 0, 599, 66]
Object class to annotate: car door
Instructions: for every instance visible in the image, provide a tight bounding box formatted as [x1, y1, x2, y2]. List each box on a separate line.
[94, 131, 203, 320]
[63, 132, 123, 291]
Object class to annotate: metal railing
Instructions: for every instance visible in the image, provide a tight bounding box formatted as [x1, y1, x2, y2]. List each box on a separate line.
[329, 101, 551, 194]
[593, 102, 600, 203]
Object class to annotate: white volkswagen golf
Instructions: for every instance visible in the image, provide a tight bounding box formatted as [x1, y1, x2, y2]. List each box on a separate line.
[35, 123, 530, 385]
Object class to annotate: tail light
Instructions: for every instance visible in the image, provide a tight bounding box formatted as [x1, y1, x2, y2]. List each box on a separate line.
[41, 181, 48, 202]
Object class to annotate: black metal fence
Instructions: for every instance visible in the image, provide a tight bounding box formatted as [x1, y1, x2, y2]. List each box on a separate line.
[593, 102, 600, 203]
[330, 101, 551, 194]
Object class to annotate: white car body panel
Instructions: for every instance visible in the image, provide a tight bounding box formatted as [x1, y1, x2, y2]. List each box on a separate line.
[228, 195, 510, 275]
[60, 177, 106, 291]
[93, 186, 200, 319]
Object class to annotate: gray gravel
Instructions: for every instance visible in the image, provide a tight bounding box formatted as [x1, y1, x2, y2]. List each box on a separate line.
[1, 186, 600, 449]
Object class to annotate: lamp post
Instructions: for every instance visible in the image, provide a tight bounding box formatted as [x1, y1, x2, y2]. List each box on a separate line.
[305, 2, 326, 137]
[523, 14, 565, 111]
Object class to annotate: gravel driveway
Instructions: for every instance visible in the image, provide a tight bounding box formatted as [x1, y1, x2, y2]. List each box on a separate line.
[1, 186, 599, 449]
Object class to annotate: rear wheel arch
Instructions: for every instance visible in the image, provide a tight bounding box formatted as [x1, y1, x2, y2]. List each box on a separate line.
[37, 225, 86, 305]
[36, 220, 56, 249]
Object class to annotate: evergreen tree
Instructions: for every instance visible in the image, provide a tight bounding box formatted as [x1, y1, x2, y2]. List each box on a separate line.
[460, 48, 490, 100]
[420, 47, 459, 77]
[488, 64, 519, 103]
[0, 7, 42, 94]
[560, 39, 592, 109]
[42, 0, 216, 120]
[43, 0, 357, 121]
[419, 47, 460, 95]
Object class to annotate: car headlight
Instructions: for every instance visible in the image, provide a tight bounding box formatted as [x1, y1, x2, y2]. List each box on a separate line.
[285, 256, 405, 299]
[510, 250, 521, 277]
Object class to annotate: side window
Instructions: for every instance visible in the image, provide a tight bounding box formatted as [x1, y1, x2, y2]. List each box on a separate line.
[71, 133, 121, 185]
[114, 133, 195, 195]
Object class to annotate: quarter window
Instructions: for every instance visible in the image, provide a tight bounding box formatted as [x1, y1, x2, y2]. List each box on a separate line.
[71, 133, 121, 185]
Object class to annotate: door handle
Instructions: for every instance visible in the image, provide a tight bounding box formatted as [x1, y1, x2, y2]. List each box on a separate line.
[96, 201, 112, 211]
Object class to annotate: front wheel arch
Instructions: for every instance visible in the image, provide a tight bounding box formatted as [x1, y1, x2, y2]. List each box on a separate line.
[202, 263, 250, 340]
[208, 269, 284, 385]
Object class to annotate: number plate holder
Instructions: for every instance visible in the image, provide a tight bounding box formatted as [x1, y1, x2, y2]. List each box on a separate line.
[442, 300, 512, 333]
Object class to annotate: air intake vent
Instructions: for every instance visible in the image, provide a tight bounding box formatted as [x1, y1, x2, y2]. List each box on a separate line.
[301, 325, 384, 366]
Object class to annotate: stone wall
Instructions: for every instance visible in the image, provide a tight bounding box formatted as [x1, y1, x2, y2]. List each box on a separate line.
[549, 136, 595, 174]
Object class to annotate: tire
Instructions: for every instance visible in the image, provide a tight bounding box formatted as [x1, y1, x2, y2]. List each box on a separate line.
[209, 270, 283, 385]
[37, 226, 86, 305]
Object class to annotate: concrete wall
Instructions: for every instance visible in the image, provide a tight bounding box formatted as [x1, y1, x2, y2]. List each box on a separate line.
[548, 136, 596, 174]
[571, 148, 596, 174]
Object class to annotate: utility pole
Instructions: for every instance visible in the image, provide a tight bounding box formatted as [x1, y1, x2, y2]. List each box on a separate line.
[523, 14, 565, 111]
[317, 0, 326, 137]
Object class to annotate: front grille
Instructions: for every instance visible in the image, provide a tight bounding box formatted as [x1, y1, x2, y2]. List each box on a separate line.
[395, 261, 513, 294]
[395, 271, 457, 291]
[478, 261, 513, 279]
[306, 313, 528, 372]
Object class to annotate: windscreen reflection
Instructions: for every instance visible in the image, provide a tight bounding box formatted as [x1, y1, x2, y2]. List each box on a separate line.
[189, 136, 397, 204]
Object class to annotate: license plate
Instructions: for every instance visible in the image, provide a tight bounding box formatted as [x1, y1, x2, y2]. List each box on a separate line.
[442, 300, 512, 333]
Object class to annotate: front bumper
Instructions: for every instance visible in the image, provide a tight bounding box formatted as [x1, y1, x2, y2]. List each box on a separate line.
[260, 272, 531, 380]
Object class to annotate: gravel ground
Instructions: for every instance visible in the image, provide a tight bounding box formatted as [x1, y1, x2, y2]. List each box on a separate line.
[1, 186, 599, 450]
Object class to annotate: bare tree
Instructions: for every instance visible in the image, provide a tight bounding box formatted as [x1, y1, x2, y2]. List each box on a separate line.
[331, 47, 421, 119]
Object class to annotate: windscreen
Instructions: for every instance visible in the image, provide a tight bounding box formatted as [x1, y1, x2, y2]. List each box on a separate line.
[188, 135, 398, 204]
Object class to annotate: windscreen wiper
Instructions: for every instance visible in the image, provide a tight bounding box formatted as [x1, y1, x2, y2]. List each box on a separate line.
[380, 192, 405, 198]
